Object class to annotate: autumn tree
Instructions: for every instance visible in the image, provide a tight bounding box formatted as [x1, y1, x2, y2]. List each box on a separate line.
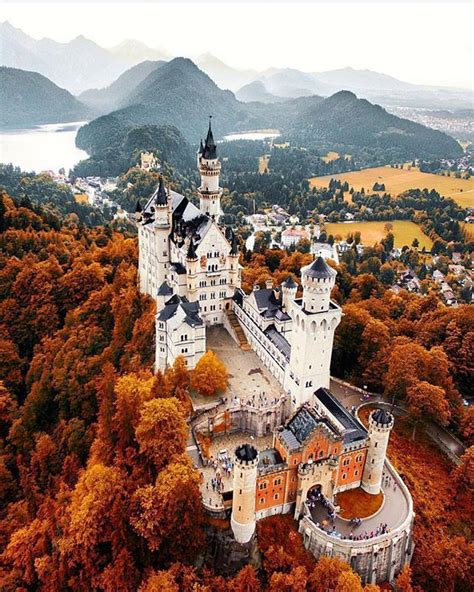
[135, 397, 187, 470]
[335, 570, 364, 592]
[191, 350, 228, 397]
[396, 564, 414, 592]
[406, 381, 450, 440]
[230, 565, 261, 592]
[307, 556, 350, 592]
[131, 455, 204, 560]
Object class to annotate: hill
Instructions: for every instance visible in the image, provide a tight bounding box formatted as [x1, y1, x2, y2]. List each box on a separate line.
[0, 66, 91, 127]
[79, 60, 164, 113]
[236, 80, 286, 104]
[287, 90, 462, 159]
[76, 57, 266, 153]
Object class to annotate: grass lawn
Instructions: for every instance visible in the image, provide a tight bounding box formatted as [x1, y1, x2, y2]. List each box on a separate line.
[324, 220, 433, 249]
[310, 165, 474, 207]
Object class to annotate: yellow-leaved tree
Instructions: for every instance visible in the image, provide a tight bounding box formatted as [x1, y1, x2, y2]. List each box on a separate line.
[191, 350, 228, 397]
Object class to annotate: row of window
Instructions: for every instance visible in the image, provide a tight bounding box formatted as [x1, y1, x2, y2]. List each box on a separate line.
[199, 291, 227, 301]
[342, 454, 364, 466]
[199, 278, 227, 287]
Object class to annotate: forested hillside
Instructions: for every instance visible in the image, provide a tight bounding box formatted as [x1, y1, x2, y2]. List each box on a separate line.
[75, 58, 462, 170]
[0, 67, 91, 127]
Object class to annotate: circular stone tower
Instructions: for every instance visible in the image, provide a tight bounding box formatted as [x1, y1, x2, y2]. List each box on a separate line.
[301, 256, 337, 313]
[361, 409, 394, 495]
[231, 444, 259, 544]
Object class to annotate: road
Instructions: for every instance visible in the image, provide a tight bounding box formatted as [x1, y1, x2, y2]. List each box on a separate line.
[329, 377, 465, 459]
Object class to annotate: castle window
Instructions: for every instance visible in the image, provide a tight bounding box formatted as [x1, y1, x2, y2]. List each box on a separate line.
[259, 482, 267, 490]
[356, 454, 363, 462]
[238, 506, 241, 511]
[260, 498, 265, 504]
[319, 450, 324, 458]
[181, 348, 188, 354]
[342, 473, 347, 480]
[239, 489, 242, 495]
[343, 458, 350, 466]
[274, 478, 281, 486]
[274, 493, 279, 500]
[181, 335, 187, 341]
[355, 470, 359, 476]
[372, 459, 375, 464]
[375, 442, 378, 448]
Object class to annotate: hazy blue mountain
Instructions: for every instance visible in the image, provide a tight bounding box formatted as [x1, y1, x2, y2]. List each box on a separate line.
[0, 22, 128, 94]
[260, 68, 332, 98]
[0, 67, 91, 127]
[236, 81, 286, 104]
[313, 67, 416, 93]
[79, 60, 164, 112]
[195, 53, 257, 91]
[109, 40, 170, 65]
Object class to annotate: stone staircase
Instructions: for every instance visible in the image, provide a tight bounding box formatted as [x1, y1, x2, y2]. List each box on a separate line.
[225, 309, 251, 351]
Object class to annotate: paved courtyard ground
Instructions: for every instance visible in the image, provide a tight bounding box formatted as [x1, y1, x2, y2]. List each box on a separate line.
[200, 431, 273, 509]
[205, 326, 284, 406]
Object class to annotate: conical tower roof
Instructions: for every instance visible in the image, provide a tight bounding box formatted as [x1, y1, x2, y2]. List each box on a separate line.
[202, 116, 217, 159]
[304, 256, 337, 279]
[135, 199, 142, 213]
[154, 176, 167, 206]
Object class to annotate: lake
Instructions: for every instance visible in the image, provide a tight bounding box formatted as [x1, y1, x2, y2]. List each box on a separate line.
[223, 129, 280, 142]
[0, 122, 88, 174]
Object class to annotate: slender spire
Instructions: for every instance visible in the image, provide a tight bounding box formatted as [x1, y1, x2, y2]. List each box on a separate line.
[230, 233, 239, 255]
[187, 236, 198, 260]
[155, 176, 167, 206]
[134, 199, 142, 213]
[202, 115, 217, 159]
[198, 138, 204, 154]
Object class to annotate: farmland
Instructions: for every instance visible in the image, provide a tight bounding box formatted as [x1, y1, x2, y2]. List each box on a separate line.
[310, 165, 474, 207]
[324, 220, 433, 249]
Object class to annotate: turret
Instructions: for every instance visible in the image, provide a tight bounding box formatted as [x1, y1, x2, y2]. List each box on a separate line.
[281, 275, 298, 311]
[301, 256, 337, 313]
[186, 236, 199, 298]
[134, 199, 143, 221]
[153, 176, 171, 229]
[198, 117, 222, 221]
[284, 257, 341, 410]
[231, 444, 259, 544]
[362, 409, 394, 495]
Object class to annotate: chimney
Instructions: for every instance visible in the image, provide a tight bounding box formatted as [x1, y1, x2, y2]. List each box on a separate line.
[265, 278, 273, 290]
[253, 284, 260, 292]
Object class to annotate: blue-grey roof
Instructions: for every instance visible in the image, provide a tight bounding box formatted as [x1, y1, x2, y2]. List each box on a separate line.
[304, 256, 337, 279]
[314, 388, 367, 444]
[264, 325, 291, 361]
[157, 281, 173, 296]
[157, 295, 203, 327]
[279, 428, 300, 451]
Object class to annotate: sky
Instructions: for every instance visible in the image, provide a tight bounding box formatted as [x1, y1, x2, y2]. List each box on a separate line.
[1, 1, 473, 89]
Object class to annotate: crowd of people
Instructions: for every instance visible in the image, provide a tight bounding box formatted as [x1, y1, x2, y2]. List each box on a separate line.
[308, 486, 392, 542]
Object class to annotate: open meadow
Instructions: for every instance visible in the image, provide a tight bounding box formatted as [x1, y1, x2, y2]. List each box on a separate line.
[324, 220, 433, 249]
[310, 165, 474, 207]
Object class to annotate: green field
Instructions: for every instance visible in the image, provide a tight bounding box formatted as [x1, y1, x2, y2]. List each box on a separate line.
[324, 220, 433, 250]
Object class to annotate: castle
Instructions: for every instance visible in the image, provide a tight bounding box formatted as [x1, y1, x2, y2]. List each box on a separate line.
[137, 120, 414, 585]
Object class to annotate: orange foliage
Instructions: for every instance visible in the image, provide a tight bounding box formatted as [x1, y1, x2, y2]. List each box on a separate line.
[336, 488, 383, 520]
[191, 350, 228, 397]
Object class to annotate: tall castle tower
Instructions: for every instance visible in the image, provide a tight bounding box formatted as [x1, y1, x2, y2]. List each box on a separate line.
[138, 176, 171, 296]
[197, 117, 222, 222]
[231, 444, 259, 544]
[362, 409, 394, 495]
[284, 257, 342, 409]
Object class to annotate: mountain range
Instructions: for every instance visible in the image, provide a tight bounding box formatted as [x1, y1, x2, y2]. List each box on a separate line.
[75, 57, 462, 162]
[0, 66, 91, 127]
[1, 20, 472, 112]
